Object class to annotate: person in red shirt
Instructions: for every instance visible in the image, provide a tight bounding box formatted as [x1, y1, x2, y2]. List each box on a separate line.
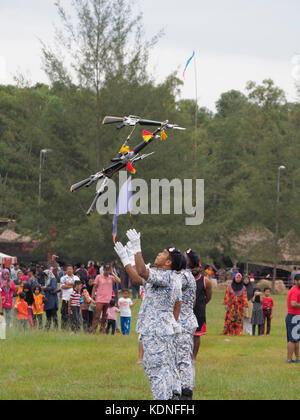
[261, 288, 274, 336]
[286, 274, 300, 363]
[88, 263, 97, 278]
[91, 264, 121, 334]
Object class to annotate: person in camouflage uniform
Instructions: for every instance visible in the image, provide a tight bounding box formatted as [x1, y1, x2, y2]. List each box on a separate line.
[114, 230, 183, 400]
[174, 252, 198, 400]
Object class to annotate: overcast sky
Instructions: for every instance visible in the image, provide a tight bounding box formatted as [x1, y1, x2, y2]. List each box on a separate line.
[0, 0, 299, 111]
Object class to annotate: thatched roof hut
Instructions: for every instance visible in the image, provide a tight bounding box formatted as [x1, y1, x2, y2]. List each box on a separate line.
[219, 228, 300, 273]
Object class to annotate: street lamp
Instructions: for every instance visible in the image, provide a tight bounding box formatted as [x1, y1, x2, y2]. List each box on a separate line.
[277, 166, 286, 201]
[273, 165, 286, 290]
[38, 149, 52, 233]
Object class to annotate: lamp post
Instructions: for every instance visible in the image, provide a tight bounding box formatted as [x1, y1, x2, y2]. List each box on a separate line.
[38, 149, 52, 233]
[273, 165, 286, 291]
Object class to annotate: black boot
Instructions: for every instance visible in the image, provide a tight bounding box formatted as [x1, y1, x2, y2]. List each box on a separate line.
[180, 388, 193, 400]
[170, 392, 181, 400]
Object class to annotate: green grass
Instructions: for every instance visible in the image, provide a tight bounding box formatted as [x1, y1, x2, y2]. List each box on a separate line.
[0, 291, 299, 400]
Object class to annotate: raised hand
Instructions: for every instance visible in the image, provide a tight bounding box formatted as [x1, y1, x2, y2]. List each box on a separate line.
[114, 242, 130, 267]
[126, 229, 141, 254]
[126, 241, 136, 266]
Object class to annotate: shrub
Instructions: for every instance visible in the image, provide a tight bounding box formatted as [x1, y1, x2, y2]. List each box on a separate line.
[216, 280, 232, 290]
[256, 280, 272, 292]
[256, 280, 287, 295]
[274, 280, 287, 295]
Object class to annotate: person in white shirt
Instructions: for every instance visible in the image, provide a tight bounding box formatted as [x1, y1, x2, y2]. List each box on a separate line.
[11, 264, 21, 284]
[118, 289, 137, 335]
[60, 265, 80, 330]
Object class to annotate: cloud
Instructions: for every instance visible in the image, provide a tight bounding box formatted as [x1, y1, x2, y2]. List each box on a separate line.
[0, 0, 299, 109]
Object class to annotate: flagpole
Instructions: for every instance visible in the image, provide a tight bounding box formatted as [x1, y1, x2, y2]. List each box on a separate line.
[194, 51, 198, 161]
[183, 51, 198, 170]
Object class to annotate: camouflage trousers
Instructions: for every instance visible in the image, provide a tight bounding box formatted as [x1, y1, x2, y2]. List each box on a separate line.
[141, 334, 181, 400]
[175, 332, 195, 390]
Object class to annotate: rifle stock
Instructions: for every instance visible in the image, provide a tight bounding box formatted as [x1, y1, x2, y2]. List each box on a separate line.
[102, 116, 124, 125]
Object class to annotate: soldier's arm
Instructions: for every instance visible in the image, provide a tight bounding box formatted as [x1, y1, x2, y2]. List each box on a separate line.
[134, 252, 149, 280]
[124, 264, 144, 286]
[173, 301, 182, 321]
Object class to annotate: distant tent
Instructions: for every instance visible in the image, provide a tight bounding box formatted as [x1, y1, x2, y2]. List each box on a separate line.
[218, 228, 300, 272]
[0, 252, 17, 268]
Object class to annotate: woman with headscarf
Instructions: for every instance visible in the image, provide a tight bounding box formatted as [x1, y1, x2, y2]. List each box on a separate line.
[222, 273, 248, 336]
[0, 269, 16, 328]
[43, 270, 59, 330]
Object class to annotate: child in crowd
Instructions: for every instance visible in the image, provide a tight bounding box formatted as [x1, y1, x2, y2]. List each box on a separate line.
[81, 287, 95, 332]
[111, 290, 121, 333]
[68, 280, 82, 333]
[14, 278, 25, 325]
[118, 289, 136, 336]
[15, 292, 29, 331]
[32, 286, 45, 329]
[23, 283, 35, 329]
[251, 288, 264, 336]
[15, 278, 25, 306]
[106, 298, 120, 335]
[261, 287, 274, 336]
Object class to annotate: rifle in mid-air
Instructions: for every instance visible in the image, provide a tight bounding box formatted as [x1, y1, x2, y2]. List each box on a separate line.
[70, 115, 186, 216]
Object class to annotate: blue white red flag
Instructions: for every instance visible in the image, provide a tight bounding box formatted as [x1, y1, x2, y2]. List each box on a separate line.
[183, 51, 195, 80]
[112, 176, 133, 243]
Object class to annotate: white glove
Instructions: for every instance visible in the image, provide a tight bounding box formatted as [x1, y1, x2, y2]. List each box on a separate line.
[126, 229, 141, 254]
[126, 242, 135, 266]
[114, 242, 130, 267]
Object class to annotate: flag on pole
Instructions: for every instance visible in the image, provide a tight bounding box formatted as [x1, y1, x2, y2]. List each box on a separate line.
[183, 51, 195, 80]
[112, 176, 133, 243]
[142, 130, 153, 143]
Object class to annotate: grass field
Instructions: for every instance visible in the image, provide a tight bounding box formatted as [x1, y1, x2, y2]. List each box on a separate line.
[0, 290, 299, 400]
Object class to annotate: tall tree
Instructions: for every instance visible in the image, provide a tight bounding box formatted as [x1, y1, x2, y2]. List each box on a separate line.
[41, 0, 161, 168]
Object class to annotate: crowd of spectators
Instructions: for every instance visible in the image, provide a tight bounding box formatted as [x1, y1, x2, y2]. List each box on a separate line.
[0, 261, 140, 334]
